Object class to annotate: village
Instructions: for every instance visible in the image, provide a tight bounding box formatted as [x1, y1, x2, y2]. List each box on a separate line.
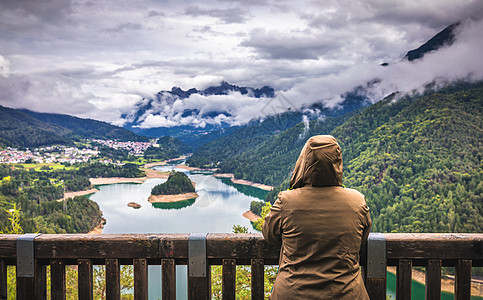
[0, 139, 159, 164]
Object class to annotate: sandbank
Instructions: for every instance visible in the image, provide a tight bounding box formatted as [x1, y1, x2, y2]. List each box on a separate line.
[56, 188, 99, 202]
[176, 164, 218, 172]
[88, 217, 106, 234]
[242, 210, 261, 222]
[143, 161, 167, 168]
[89, 169, 170, 186]
[148, 192, 199, 203]
[214, 173, 273, 191]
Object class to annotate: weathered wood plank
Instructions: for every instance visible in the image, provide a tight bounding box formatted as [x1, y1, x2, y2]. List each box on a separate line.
[188, 265, 210, 300]
[222, 259, 236, 300]
[0, 260, 6, 300]
[396, 259, 411, 300]
[50, 259, 66, 300]
[37, 234, 165, 259]
[106, 259, 120, 300]
[134, 259, 148, 300]
[162, 259, 176, 300]
[207, 234, 279, 263]
[78, 259, 93, 300]
[16, 277, 35, 300]
[35, 263, 47, 300]
[385, 233, 483, 260]
[425, 259, 441, 300]
[0, 233, 480, 262]
[251, 259, 264, 300]
[455, 259, 472, 300]
[365, 278, 386, 300]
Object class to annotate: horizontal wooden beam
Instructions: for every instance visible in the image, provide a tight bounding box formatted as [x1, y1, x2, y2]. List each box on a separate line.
[0, 233, 481, 264]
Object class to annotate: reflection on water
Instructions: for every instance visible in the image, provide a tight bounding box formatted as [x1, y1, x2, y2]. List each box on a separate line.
[151, 198, 196, 210]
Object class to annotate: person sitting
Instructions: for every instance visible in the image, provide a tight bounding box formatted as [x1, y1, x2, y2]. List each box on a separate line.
[263, 135, 372, 299]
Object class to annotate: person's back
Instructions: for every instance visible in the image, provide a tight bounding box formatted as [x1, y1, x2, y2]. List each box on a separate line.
[263, 135, 371, 299]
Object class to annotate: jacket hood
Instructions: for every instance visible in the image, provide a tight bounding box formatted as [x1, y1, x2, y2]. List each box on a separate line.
[290, 135, 343, 189]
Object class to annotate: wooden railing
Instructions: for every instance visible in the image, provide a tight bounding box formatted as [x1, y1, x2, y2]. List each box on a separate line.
[0, 233, 481, 299]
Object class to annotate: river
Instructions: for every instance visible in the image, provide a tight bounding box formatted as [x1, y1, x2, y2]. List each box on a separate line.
[89, 164, 479, 300]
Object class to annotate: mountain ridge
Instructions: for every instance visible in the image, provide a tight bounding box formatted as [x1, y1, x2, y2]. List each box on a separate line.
[0, 106, 149, 148]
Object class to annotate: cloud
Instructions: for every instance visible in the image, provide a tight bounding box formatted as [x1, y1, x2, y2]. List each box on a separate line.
[0, 0, 481, 129]
[281, 18, 483, 110]
[0, 56, 11, 77]
[241, 28, 342, 59]
[135, 91, 275, 128]
[102, 22, 144, 33]
[148, 10, 165, 18]
[184, 6, 250, 24]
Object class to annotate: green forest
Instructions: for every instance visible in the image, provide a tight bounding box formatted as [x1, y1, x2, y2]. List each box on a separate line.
[190, 82, 483, 234]
[144, 136, 192, 160]
[151, 171, 195, 195]
[0, 162, 147, 233]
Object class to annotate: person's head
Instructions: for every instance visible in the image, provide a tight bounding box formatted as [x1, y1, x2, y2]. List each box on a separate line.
[290, 135, 343, 189]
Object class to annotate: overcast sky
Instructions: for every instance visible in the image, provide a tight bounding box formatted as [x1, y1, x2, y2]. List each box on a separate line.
[0, 0, 482, 127]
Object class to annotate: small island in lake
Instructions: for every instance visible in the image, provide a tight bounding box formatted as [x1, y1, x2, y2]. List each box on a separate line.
[127, 202, 142, 208]
[148, 171, 198, 203]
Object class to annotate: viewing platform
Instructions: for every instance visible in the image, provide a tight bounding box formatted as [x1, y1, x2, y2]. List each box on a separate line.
[0, 233, 481, 299]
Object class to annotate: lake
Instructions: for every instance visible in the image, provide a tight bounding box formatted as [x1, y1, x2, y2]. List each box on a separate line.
[89, 164, 267, 299]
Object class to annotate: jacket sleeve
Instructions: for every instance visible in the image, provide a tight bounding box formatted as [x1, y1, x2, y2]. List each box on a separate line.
[359, 202, 372, 262]
[262, 197, 283, 245]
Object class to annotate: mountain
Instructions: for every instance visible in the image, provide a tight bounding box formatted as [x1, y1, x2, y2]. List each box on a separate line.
[0, 106, 148, 148]
[20, 109, 149, 142]
[121, 81, 276, 145]
[0, 105, 70, 148]
[405, 22, 459, 61]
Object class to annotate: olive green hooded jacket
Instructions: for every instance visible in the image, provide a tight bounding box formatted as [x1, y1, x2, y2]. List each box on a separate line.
[262, 135, 372, 299]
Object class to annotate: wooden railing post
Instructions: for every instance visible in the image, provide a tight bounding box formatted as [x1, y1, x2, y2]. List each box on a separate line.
[455, 260, 472, 300]
[162, 259, 176, 300]
[251, 259, 264, 300]
[425, 259, 441, 300]
[396, 259, 412, 300]
[106, 259, 120, 300]
[78, 259, 93, 300]
[50, 259, 66, 300]
[365, 233, 386, 300]
[16, 233, 42, 300]
[222, 259, 236, 300]
[134, 258, 148, 300]
[188, 233, 210, 300]
[0, 260, 7, 300]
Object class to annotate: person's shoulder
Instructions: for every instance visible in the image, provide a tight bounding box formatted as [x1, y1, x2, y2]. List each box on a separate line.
[277, 188, 300, 201]
[341, 187, 365, 200]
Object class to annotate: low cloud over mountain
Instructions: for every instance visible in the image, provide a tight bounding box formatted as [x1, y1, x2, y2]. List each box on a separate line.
[0, 0, 482, 127]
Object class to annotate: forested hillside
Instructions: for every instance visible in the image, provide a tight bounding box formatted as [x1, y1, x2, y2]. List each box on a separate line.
[144, 136, 192, 160]
[21, 109, 149, 142]
[0, 105, 70, 148]
[0, 164, 102, 233]
[191, 82, 482, 233]
[0, 106, 148, 148]
[337, 82, 482, 233]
